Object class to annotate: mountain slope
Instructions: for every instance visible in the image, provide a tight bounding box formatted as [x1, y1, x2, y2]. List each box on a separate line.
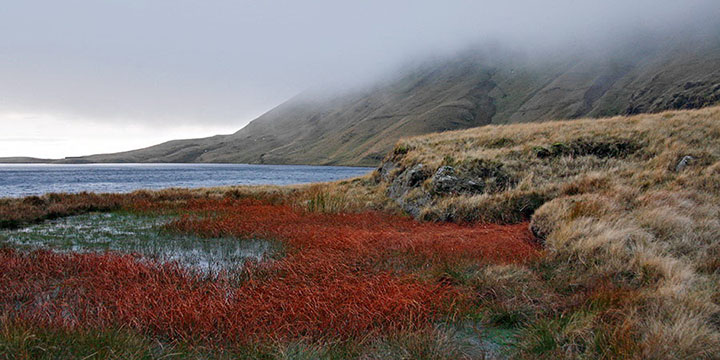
[62, 38, 720, 166]
[0, 157, 51, 164]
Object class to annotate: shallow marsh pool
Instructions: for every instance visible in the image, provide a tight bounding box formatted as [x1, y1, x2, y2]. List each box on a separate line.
[0, 212, 278, 274]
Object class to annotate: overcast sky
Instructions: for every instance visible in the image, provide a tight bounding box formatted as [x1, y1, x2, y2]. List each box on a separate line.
[1, 0, 718, 158]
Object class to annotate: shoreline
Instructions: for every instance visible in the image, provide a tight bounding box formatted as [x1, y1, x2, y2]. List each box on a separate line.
[0, 163, 375, 199]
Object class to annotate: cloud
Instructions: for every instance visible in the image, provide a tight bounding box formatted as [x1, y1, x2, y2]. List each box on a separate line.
[0, 112, 239, 158]
[0, 0, 718, 156]
[0, 138, 64, 143]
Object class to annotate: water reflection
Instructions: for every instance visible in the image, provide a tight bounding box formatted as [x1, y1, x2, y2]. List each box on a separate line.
[0, 212, 278, 274]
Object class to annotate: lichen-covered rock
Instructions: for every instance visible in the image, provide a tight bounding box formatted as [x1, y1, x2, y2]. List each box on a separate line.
[406, 164, 429, 187]
[378, 160, 397, 182]
[400, 189, 432, 218]
[380, 158, 517, 218]
[431, 166, 484, 195]
[431, 166, 460, 193]
[381, 163, 432, 218]
[379, 156, 518, 218]
[676, 155, 693, 172]
[431, 163, 502, 195]
[387, 163, 430, 203]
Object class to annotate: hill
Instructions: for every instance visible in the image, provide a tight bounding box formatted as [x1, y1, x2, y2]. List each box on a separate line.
[0, 157, 51, 164]
[48, 38, 720, 166]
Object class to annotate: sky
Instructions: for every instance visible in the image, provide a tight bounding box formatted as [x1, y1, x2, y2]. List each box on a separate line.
[1, 0, 718, 158]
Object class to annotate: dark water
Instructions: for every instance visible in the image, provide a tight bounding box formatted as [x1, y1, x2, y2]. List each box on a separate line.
[0, 164, 374, 198]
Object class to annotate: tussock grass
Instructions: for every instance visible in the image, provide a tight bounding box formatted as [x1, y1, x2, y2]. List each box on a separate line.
[378, 105, 720, 358]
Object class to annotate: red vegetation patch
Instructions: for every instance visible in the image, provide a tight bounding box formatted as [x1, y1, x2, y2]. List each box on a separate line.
[170, 199, 538, 266]
[0, 249, 451, 343]
[0, 199, 538, 343]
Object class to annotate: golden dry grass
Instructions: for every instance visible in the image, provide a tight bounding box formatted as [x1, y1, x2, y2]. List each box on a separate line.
[373, 105, 720, 358]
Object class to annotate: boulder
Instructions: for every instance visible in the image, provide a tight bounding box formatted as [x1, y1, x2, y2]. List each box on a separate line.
[431, 166, 485, 195]
[378, 161, 397, 182]
[387, 163, 429, 200]
[400, 191, 431, 218]
[676, 155, 693, 172]
[406, 164, 429, 187]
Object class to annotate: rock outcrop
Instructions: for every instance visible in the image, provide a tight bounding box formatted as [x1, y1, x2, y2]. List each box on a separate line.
[379, 157, 515, 219]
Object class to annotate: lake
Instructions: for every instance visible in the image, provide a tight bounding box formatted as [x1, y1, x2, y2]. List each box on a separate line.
[0, 163, 374, 198]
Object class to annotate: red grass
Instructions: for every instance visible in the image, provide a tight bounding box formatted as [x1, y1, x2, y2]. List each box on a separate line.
[170, 198, 537, 265]
[0, 198, 538, 344]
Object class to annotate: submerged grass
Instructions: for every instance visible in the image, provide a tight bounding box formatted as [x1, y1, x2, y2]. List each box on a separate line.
[0, 212, 278, 274]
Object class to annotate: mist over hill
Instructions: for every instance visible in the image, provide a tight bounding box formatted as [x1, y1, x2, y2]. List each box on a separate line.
[21, 33, 720, 166]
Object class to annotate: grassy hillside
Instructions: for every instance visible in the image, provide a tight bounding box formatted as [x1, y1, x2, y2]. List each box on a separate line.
[58, 39, 720, 166]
